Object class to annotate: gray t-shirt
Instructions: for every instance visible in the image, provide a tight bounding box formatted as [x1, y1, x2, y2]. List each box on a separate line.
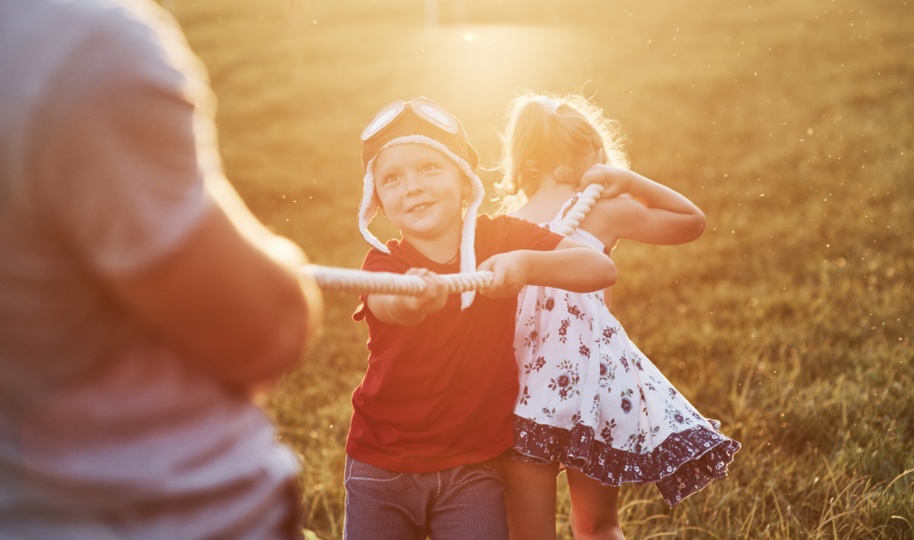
[0, 0, 299, 537]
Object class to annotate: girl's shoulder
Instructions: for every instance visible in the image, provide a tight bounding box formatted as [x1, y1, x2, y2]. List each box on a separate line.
[576, 195, 641, 247]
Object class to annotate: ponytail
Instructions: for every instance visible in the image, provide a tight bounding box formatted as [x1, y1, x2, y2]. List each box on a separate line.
[496, 92, 628, 212]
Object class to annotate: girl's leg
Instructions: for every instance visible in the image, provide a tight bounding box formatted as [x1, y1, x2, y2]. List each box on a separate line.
[565, 468, 625, 540]
[504, 459, 561, 540]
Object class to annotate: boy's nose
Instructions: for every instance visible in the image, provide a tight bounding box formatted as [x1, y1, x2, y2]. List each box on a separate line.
[404, 173, 424, 194]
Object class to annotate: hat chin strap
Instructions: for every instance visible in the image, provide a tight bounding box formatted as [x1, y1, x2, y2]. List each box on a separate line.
[359, 135, 485, 310]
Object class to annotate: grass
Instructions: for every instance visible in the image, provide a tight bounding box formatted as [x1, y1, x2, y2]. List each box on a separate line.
[166, 0, 914, 537]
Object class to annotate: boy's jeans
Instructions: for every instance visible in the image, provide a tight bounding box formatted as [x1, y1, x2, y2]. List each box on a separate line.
[342, 455, 508, 540]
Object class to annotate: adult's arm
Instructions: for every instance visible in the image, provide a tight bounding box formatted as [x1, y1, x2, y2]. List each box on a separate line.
[35, 15, 322, 394]
[108, 203, 323, 394]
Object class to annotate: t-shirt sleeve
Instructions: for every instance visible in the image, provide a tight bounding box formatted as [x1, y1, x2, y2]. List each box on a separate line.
[34, 13, 218, 276]
[352, 248, 408, 322]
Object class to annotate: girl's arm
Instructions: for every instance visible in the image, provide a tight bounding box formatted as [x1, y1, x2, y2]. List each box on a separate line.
[477, 238, 616, 298]
[580, 165, 706, 248]
[366, 268, 449, 325]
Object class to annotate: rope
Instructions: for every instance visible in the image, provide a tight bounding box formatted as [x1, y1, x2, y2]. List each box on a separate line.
[301, 183, 603, 296]
[554, 183, 604, 236]
[303, 264, 494, 296]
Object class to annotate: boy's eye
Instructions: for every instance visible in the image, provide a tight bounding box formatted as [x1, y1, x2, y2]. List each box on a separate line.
[421, 162, 441, 173]
[380, 173, 401, 185]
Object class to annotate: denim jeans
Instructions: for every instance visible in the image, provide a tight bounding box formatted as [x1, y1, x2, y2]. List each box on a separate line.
[343, 455, 508, 540]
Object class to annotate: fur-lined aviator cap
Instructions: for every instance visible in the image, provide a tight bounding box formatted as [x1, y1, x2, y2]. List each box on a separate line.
[358, 98, 485, 309]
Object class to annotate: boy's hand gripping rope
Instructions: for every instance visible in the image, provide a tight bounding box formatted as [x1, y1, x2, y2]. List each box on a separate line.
[302, 265, 495, 296]
[301, 183, 604, 296]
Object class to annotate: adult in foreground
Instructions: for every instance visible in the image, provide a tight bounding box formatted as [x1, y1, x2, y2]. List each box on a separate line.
[0, 0, 322, 537]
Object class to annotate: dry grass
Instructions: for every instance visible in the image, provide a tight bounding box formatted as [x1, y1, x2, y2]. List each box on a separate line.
[166, 0, 914, 537]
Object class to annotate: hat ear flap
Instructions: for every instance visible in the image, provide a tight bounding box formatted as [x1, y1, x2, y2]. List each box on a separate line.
[458, 169, 485, 310]
[374, 191, 386, 216]
[359, 162, 391, 254]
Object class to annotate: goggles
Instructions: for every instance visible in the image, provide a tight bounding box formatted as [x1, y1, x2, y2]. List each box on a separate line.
[360, 97, 478, 171]
[361, 98, 460, 142]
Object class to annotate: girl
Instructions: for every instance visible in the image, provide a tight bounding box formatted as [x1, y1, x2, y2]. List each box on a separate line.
[496, 92, 741, 540]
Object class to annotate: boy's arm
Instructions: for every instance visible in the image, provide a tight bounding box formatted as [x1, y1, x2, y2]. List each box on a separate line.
[366, 268, 449, 325]
[477, 238, 616, 299]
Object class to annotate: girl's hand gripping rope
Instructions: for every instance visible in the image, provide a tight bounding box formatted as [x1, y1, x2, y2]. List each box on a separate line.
[581, 164, 633, 200]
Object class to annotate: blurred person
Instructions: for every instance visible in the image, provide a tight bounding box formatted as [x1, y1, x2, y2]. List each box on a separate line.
[495, 92, 740, 540]
[0, 0, 322, 538]
[343, 97, 616, 539]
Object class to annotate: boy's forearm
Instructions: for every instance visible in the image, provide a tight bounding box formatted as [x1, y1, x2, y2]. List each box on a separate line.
[367, 295, 424, 325]
[523, 246, 616, 292]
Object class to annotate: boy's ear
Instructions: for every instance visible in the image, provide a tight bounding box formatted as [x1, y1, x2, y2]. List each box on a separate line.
[461, 177, 472, 199]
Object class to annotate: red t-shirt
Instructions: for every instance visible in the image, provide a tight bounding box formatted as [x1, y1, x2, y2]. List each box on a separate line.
[348, 214, 563, 472]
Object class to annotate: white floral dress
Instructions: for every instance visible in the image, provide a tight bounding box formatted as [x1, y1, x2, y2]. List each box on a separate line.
[511, 194, 741, 507]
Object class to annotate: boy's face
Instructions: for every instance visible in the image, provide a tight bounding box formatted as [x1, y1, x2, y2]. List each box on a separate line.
[373, 144, 467, 247]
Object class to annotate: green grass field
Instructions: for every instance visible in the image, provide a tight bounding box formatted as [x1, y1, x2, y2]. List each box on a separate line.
[168, 0, 913, 537]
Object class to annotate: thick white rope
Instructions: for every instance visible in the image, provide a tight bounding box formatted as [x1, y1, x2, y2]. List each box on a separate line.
[301, 183, 603, 296]
[303, 265, 494, 296]
[554, 183, 605, 236]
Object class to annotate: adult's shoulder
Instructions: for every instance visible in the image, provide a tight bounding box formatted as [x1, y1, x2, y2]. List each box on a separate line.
[0, 0, 206, 212]
[14, 0, 188, 73]
[13, 0, 209, 119]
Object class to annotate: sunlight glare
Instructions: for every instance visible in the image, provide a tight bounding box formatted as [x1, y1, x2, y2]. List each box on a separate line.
[418, 24, 574, 110]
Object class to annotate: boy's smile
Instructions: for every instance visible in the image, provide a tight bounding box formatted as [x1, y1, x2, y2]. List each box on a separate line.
[373, 144, 467, 260]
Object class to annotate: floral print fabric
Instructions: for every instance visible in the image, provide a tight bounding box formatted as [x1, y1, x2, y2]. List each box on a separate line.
[511, 196, 741, 507]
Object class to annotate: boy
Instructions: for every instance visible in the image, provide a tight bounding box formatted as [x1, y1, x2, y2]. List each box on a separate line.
[344, 97, 616, 539]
